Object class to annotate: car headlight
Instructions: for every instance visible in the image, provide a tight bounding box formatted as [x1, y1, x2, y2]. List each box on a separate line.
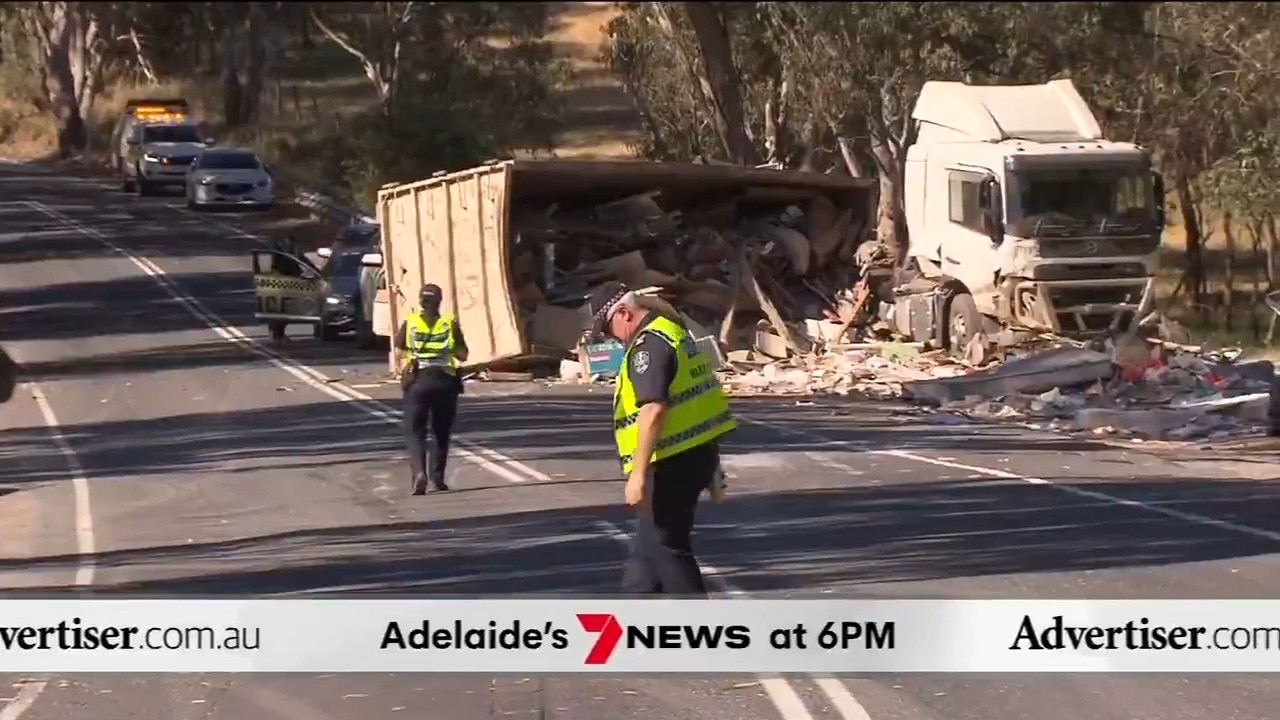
[143, 153, 161, 163]
[256, 178, 270, 188]
[198, 177, 215, 186]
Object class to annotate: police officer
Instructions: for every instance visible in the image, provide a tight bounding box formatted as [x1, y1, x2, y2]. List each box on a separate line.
[266, 234, 304, 343]
[583, 281, 737, 597]
[394, 283, 469, 495]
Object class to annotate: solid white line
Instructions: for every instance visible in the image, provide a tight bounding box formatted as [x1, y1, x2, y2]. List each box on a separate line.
[0, 682, 48, 720]
[24, 201, 509, 483]
[28, 384, 95, 586]
[36, 196, 835, 720]
[874, 448, 1280, 543]
[736, 415, 1280, 545]
[592, 521, 857, 720]
[57, 184, 1271, 717]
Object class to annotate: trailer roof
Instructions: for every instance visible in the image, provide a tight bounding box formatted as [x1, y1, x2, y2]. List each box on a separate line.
[379, 159, 873, 204]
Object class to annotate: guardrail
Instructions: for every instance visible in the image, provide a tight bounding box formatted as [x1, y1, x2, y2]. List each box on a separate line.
[293, 187, 378, 229]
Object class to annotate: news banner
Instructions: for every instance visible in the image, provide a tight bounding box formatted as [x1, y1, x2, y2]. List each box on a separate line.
[1, 599, 1279, 673]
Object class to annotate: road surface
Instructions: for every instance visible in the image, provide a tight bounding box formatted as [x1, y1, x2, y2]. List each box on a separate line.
[1, 162, 1279, 719]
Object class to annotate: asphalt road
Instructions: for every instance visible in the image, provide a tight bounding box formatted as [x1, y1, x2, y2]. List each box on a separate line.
[2, 162, 1280, 719]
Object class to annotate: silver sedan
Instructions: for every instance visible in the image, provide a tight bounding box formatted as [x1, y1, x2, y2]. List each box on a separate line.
[185, 148, 275, 210]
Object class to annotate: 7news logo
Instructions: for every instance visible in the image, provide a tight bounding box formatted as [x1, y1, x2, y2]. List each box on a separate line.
[576, 613, 751, 665]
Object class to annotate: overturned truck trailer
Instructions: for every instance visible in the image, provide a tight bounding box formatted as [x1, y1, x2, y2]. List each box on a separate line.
[370, 159, 875, 372]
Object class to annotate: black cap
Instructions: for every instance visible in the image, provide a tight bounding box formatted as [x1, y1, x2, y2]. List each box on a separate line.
[420, 283, 443, 305]
[583, 281, 629, 334]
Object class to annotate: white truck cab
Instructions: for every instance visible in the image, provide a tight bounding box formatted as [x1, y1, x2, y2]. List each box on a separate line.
[891, 80, 1163, 350]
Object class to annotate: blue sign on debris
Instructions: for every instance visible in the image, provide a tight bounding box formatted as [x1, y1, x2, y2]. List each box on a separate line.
[581, 339, 626, 378]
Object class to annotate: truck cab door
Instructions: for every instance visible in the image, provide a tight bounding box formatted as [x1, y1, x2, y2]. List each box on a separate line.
[940, 168, 1003, 301]
[251, 249, 323, 323]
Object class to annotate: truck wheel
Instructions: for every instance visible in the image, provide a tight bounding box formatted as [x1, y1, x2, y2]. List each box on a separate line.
[946, 292, 981, 356]
[120, 167, 135, 193]
[135, 169, 151, 196]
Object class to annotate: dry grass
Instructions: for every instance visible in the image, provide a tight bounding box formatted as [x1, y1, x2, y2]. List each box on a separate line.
[544, 2, 642, 159]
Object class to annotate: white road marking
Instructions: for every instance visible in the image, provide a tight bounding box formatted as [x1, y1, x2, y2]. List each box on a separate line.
[25, 200, 530, 488]
[591, 521, 856, 720]
[28, 384, 95, 585]
[45, 177, 1280, 719]
[32, 197, 844, 720]
[0, 682, 48, 720]
[737, 415, 1280, 544]
[875, 448, 1280, 543]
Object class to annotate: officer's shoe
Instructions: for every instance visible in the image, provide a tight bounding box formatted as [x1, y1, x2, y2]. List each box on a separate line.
[428, 481, 450, 493]
[411, 473, 428, 496]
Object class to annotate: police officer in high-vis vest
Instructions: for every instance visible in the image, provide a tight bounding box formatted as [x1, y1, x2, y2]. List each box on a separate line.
[394, 283, 469, 495]
[583, 281, 736, 596]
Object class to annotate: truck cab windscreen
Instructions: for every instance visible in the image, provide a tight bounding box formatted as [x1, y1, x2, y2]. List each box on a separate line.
[143, 125, 201, 144]
[1009, 167, 1156, 237]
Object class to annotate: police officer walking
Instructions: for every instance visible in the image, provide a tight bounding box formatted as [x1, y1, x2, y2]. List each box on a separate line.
[394, 283, 469, 495]
[583, 281, 737, 597]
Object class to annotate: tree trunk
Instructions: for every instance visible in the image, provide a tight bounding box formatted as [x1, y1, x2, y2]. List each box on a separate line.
[1222, 211, 1235, 332]
[30, 2, 101, 157]
[240, 5, 268, 124]
[1175, 175, 1205, 314]
[681, 3, 757, 165]
[220, 7, 243, 128]
[869, 137, 908, 266]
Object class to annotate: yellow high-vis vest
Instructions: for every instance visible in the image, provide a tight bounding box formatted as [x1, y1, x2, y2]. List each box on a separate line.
[406, 312, 458, 373]
[613, 315, 736, 474]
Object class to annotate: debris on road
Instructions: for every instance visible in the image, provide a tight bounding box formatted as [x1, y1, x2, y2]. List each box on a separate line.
[503, 188, 1273, 442]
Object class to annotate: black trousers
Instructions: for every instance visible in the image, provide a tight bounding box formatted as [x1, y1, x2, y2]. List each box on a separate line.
[402, 372, 460, 485]
[621, 444, 718, 597]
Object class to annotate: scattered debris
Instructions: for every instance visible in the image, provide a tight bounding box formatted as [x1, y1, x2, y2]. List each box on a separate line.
[491, 189, 1273, 444]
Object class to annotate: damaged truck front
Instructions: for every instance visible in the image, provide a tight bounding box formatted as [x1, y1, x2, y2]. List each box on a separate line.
[370, 159, 875, 372]
[873, 79, 1165, 355]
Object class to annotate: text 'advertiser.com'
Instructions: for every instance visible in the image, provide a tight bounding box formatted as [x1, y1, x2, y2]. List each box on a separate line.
[0, 600, 1279, 673]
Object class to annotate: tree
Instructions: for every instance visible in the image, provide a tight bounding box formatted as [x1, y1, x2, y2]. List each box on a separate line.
[309, 2, 417, 112]
[681, 3, 757, 165]
[18, 1, 108, 157]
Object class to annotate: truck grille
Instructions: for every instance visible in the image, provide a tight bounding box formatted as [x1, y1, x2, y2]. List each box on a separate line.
[1038, 236, 1160, 259]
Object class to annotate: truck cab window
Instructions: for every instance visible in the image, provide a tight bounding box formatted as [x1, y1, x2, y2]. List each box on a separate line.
[1008, 166, 1155, 237]
[948, 173, 986, 233]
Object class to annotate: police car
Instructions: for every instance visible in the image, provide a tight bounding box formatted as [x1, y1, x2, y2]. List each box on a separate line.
[110, 98, 213, 196]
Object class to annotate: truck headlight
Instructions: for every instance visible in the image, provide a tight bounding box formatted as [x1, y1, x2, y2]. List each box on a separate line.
[256, 178, 270, 188]
[143, 153, 161, 163]
[199, 177, 215, 186]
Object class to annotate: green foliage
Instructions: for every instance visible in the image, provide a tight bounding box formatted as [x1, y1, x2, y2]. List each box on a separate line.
[309, 2, 569, 207]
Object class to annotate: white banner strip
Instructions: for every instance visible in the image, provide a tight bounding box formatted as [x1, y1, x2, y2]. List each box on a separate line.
[0, 599, 1277, 673]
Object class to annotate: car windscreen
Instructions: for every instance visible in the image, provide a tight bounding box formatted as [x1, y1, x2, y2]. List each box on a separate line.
[198, 152, 261, 170]
[141, 125, 201, 144]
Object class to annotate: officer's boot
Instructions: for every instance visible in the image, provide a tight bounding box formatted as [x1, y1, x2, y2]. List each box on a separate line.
[411, 472, 428, 496]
